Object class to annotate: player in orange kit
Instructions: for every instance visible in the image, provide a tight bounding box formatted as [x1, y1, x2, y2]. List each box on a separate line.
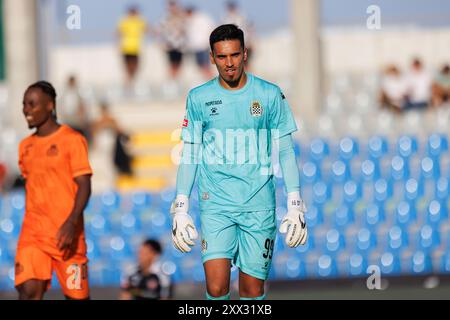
[15, 81, 93, 300]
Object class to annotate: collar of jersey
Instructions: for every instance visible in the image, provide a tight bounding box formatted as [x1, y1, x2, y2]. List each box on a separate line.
[214, 73, 253, 95]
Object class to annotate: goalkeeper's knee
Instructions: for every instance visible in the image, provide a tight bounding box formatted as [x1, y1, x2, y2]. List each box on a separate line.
[206, 292, 231, 300]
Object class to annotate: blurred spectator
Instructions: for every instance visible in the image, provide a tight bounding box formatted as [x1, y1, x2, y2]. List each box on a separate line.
[404, 58, 432, 110]
[120, 239, 172, 300]
[185, 6, 215, 80]
[0, 162, 6, 193]
[379, 65, 407, 113]
[92, 102, 133, 178]
[432, 64, 450, 107]
[157, 0, 186, 80]
[59, 75, 91, 143]
[117, 6, 149, 83]
[222, 1, 255, 69]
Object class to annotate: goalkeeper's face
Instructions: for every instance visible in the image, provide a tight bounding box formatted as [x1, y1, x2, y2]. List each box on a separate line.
[211, 39, 247, 86]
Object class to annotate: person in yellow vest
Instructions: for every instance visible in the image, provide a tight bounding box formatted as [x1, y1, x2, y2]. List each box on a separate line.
[117, 6, 149, 83]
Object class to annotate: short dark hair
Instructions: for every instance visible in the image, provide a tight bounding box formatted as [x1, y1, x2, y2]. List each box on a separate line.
[27, 81, 58, 119]
[209, 24, 245, 52]
[142, 239, 162, 254]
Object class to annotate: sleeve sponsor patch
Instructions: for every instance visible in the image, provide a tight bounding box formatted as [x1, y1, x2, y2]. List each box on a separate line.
[182, 118, 189, 128]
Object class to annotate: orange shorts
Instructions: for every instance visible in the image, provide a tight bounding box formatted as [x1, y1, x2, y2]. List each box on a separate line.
[15, 245, 89, 299]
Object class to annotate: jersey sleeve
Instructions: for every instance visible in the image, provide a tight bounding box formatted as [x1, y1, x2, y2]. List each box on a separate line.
[18, 142, 27, 179]
[69, 134, 93, 178]
[270, 87, 298, 139]
[181, 92, 203, 144]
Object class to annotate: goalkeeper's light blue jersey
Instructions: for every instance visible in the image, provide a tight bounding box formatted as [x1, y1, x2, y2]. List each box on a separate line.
[181, 73, 297, 213]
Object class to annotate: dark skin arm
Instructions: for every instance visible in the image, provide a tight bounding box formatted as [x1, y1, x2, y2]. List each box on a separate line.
[56, 174, 91, 260]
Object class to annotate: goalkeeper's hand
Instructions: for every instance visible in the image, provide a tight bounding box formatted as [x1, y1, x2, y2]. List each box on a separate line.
[279, 192, 308, 247]
[170, 194, 198, 253]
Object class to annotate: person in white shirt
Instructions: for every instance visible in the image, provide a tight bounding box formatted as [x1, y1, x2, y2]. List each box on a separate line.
[379, 65, 407, 113]
[404, 58, 432, 110]
[185, 6, 215, 79]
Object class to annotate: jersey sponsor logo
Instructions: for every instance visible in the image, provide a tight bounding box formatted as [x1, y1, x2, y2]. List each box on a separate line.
[182, 118, 189, 128]
[209, 107, 219, 116]
[250, 101, 263, 117]
[47, 144, 59, 157]
[205, 100, 222, 107]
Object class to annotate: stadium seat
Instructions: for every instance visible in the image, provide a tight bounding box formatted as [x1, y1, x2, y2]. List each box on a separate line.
[420, 157, 440, 180]
[397, 135, 418, 158]
[440, 251, 450, 274]
[406, 250, 433, 274]
[374, 179, 392, 202]
[325, 228, 345, 254]
[333, 205, 354, 229]
[339, 137, 359, 160]
[404, 178, 424, 201]
[390, 155, 409, 181]
[316, 254, 338, 278]
[416, 224, 440, 251]
[435, 177, 449, 200]
[331, 160, 350, 183]
[304, 205, 323, 228]
[368, 135, 388, 159]
[395, 201, 416, 226]
[427, 133, 448, 158]
[120, 212, 141, 235]
[88, 213, 111, 236]
[379, 251, 401, 275]
[0, 217, 19, 240]
[387, 226, 408, 251]
[285, 255, 307, 279]
[312, 181, 330, 205]
[309, 138, 330, 163]
[426, 200, 447, 225]
[363, 203, 385, 229]
[131, 191, 152, 209]
[343, 180, 361, 204]
[100, 190, 121, 212]
[361, 159, 380, 182]
[347, 253, 368, 277]
[356, 227, 377, 252]
[301, 161, 320, 184]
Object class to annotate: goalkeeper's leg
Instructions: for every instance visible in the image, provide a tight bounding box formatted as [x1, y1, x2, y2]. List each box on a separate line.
[239, 270, 265, 299]
[203, 258, 231, 300]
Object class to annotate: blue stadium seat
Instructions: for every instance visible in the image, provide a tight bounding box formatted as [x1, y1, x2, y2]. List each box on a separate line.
[285, 255, 307, 279]
[426, 200, 447, 225]
[390, 155, 409, 181]
[363, 203, 385, 229]
[333, 205, 354, 229]
[109, 236, 133, 260]
[435, 177, 449, 200]
[427, 133, 448, 158]
[316, 254, 338, 278]
[325, 228, 345, 254]
[304, 205, 323, 228]
[361, 159, 380, 182]
[395, 201, 416, 226]
[331, 160, 350, 183]
[100, 190, 121, 212]
[343, 180, 361, 204]
[379, 251, 401, 275]
[312, 181, 330, 205]
[404, 178, 422, 201]
[301, 161, 320, 184]
[420, 156, 440, 180]
[374, 179, 392, 202]
[347, 253, 368, 277]
[131, 191, 152, 209]
[406, 251, 433, 274]
[387, 226, 408, 251]
[87, 213, 111, 236]
[339, 137, 359, 160]
[120, 212, 141, 235]
[309, 138, 330, 163]
[397, 135, 418, 158]
[415, 224, 440, 251]
[368, 135, 388, 159]
[440, 251, 450, 274]
[356, 227, 377, 252]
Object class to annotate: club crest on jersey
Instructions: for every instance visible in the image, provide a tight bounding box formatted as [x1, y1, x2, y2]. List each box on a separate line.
[47, 144, 59, 157]
[250, 101, 263, 117]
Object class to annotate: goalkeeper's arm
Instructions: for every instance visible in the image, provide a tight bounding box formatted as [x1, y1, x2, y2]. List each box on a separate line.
[171, 142, 200, 253]
[277, 134, 308, 247]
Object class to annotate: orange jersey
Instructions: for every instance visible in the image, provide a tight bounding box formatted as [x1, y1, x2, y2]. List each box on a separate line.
[17, 125, 92, 247]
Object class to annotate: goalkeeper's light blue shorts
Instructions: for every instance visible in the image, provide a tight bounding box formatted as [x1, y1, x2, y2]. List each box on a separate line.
[200, 210, 277, 281]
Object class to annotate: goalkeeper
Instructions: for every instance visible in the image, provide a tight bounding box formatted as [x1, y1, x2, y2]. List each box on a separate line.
[171, 24, 307, 300]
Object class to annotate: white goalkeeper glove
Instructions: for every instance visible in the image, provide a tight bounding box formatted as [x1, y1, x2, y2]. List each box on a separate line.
[170, 194, 198, 253]
[279, 192, 308, 247]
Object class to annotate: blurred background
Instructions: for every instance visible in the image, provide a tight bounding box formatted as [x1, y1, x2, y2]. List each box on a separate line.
[0, 0, 450, 299]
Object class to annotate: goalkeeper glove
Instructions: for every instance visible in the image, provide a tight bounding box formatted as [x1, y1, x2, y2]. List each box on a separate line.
[170, 194, 198, 253]
[279, 192, 308, 247]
